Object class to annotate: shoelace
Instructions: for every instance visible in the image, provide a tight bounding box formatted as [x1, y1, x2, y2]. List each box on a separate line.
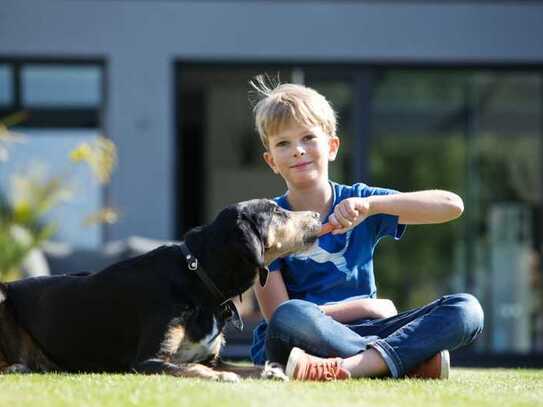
[305, 358, 344, 381]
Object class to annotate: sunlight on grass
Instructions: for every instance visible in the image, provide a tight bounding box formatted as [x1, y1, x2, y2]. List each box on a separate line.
[0, 369, 541, 407]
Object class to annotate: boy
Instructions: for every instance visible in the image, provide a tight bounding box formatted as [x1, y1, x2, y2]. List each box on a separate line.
[249, 76, 484, 381]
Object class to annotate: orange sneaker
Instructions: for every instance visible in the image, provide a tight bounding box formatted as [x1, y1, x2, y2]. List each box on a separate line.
[406, 350, 450, 379]
[285, 347, 351, 381]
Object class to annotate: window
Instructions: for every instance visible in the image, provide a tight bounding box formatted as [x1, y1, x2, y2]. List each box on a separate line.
[177, 63, 543, 356]
[0, 60, 106, 248]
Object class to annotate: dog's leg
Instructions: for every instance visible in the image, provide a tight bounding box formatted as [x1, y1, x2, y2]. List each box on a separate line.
[0, 364, 32, 374]
[134, 359, 240, 382]
[0, 286, 56, 374]
[0, 287, 28, 374]
[214, 359, 288, 381]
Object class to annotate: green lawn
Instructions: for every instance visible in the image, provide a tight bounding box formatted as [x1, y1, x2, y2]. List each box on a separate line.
[0, 368, 541, 407]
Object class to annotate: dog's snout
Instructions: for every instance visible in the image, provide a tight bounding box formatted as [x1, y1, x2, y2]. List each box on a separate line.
[311, 212, 319, 219]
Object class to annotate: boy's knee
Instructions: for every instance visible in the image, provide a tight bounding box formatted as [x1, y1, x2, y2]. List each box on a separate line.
[268, 299, 322, 337]
[446, 293, 484, 343]
[265, 300, 321, 365]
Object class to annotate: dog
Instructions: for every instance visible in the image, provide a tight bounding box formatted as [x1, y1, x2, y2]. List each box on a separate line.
[0, 199, 321, 381]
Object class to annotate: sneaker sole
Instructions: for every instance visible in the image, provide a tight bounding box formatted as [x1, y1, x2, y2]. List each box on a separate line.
[285, 347, 306, 379]
[440, 350, 450, 379]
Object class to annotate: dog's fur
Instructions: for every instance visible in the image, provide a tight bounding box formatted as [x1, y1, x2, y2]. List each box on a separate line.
[0, 199, 321, 381]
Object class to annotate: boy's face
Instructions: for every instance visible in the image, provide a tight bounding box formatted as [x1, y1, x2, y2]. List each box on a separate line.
[263, 122, 339, 189]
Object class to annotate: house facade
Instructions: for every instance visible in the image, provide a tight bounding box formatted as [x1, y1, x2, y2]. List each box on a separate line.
[1, 0, 542, 362]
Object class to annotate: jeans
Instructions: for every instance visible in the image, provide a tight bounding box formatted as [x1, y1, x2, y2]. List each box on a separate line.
[265, 293, 484, 377]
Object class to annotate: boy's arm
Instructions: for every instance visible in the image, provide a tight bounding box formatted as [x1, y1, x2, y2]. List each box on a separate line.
[330, 189, 463, 233]
[254, 271, 398, 323]
[368, 190, 464, 225]
[319, 298, 398, 323]
[254, 271, 290, 322]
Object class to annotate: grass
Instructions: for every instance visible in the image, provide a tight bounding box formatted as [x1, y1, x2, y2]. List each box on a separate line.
[0, 368, 542, 407]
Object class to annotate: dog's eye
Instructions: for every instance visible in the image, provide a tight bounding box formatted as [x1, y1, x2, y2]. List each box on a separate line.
[273, 207, 282, 214]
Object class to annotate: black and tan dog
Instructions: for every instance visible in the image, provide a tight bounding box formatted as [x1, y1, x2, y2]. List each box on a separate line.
[0, 199, 321, 381]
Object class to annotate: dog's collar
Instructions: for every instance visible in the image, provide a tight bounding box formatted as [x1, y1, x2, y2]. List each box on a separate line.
[178, 242, 244, 331]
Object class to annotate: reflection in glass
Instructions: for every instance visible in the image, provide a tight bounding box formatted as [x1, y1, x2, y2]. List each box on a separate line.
[470, 73, 541, 353]
[370, 70, 542, 354]
[371, 70, 468, 311]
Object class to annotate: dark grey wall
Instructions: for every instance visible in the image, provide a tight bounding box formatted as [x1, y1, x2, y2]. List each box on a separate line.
[1, 0, 542, 240]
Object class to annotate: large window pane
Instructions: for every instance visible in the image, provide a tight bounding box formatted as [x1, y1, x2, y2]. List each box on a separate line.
[0, 65, 12, 106]
[371, 70, 468, 309]
[0, 129, 103, 248]
[370, 69, 543, 354]
[469, 73, 542, 353]
[22, 65, 101, 107]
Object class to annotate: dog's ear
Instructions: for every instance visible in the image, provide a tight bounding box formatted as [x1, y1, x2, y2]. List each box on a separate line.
[236, 221, 269, 287]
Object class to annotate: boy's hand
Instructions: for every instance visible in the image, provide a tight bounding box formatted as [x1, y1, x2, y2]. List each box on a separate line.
[319, 298, 397, 322]
[329, 197, 372, 234]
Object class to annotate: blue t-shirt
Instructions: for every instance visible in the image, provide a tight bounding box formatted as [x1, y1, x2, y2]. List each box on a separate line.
[250, 181, 406, 365]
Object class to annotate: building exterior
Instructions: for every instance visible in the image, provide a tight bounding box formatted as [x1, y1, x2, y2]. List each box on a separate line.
[1, 0, 542, 363]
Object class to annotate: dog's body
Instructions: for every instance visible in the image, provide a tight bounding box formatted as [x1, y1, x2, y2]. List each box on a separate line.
[0, 199, 321, 380]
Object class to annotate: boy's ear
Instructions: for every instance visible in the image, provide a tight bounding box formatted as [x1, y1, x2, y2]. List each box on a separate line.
[328, 136, 340, 161]
[263, 151, 279, 174]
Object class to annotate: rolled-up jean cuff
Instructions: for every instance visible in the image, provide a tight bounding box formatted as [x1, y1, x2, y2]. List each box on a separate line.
[368, 340, 402, 378]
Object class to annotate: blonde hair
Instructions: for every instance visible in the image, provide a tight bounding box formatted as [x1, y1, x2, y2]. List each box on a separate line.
[249, 75, 337, 149]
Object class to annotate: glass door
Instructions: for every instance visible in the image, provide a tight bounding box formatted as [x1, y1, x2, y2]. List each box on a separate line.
[370, 69, 543, 353]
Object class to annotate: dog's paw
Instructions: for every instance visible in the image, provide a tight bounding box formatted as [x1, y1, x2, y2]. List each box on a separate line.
[215, 371, 241, 383]
[261, 361, 289, 381]
[2, 364, 32, 374]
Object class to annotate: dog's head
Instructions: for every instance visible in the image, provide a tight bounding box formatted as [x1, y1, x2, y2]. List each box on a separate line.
[233, 199, 321, 285]
[191, 199, 321, 291]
